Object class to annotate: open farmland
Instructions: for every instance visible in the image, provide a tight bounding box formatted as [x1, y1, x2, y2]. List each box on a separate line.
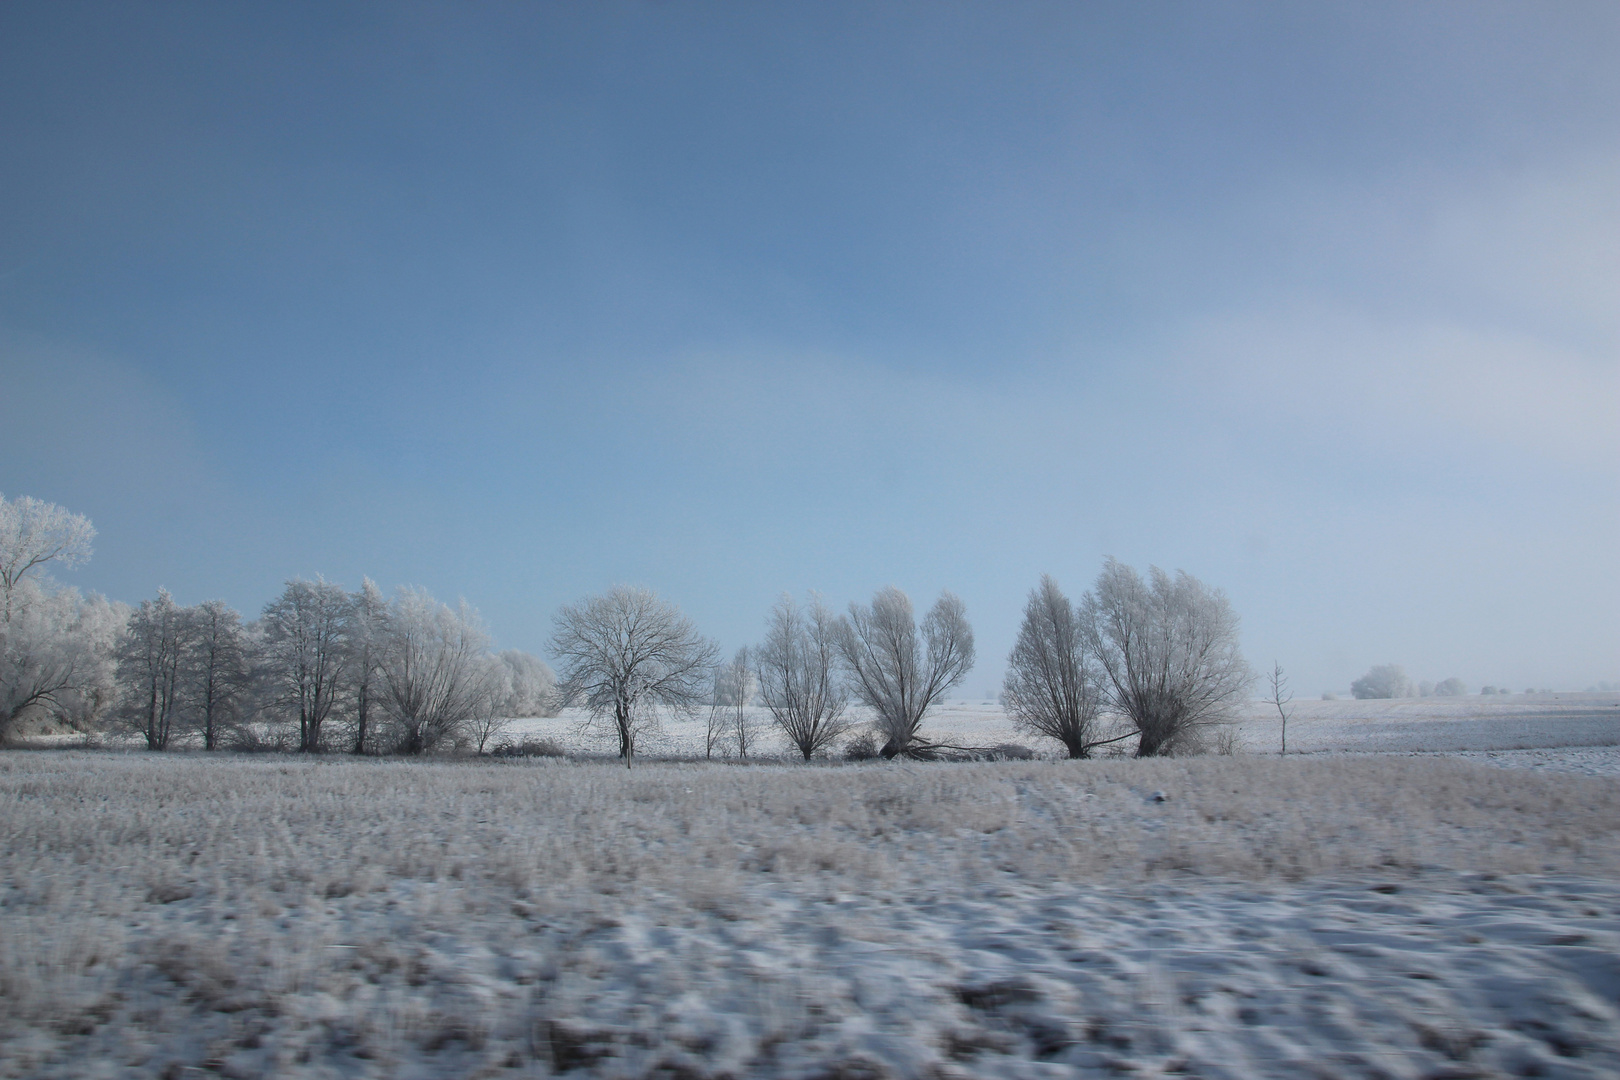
[4, 752, 1619, 1078]
[500, 692, 1620, 772]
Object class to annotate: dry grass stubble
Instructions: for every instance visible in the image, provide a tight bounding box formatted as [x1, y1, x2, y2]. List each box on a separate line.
[2, 752, 1617, 1077]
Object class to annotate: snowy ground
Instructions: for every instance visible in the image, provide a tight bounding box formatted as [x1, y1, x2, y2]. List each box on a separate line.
[502, 692, 1620, 774]
[3, 751, 1619, 1078]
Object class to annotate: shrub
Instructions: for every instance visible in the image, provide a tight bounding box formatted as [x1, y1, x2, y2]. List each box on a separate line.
[1350, 664, 1411, 699]
[489, 737, 567, 759]
[843, 731, 879, 761]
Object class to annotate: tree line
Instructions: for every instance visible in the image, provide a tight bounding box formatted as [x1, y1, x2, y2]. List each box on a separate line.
[1346, 665, 1547, 699]
[4, 492, 1253, 760]
[548, 560, 1250, 764]
[1, 494, 553, 752]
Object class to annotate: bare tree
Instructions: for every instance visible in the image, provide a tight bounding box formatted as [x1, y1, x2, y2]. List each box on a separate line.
[1082, 559, 1251, 757]
[260, 578, 350, 752]
[549, 585, 718, 766]
[0, 493, 95, 624]
[376, 588, 495, 755]
[713, 646, 759, 758]
[1002, 575, 1110, 758]
[184, 599, 250, 750]
[704, 691, 728, 760]
[116, 589, 186, 750]
[345, 578, 388, 754]
[463, 656, 510, 754]
[756, 593, 850, 761]
[1266, 661, 1293, 755]
[837, 587, 975, 759]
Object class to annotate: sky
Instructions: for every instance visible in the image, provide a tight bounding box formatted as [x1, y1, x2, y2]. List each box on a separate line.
[2, 1, 1616, 697]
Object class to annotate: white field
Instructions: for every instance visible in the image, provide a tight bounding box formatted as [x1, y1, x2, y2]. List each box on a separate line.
[3, 745, 1620, 1079]
[505, 692, 1620, 775]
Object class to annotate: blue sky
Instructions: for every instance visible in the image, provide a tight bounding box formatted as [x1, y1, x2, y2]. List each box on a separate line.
[2, 2, 1616, 695]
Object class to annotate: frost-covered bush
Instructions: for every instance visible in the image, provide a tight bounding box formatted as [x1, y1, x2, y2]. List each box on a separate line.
[843, 731, 879, 760]
[490, 737, 567, 758]
[1351, 664, 1412, 699]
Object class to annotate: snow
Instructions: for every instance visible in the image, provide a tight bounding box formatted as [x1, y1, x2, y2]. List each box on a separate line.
[501, 692, 1620, 769]
[3, 746, 1618, 1078]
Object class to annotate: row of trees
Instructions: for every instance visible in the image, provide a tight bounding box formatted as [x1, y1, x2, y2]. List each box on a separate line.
[1000, 562, 1250, 758]
[549, 558, 1250, 764]
[1, 493, 554, 752]
[7, 492, 1252, 761]
[115, 580, 555, 753]
[548, 584, 977, 764]
[1350, 665, 1481, 699]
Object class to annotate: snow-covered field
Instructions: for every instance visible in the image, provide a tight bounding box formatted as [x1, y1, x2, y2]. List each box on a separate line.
[507, 692, 1620, 774]
[4, 748, 1619, 1078]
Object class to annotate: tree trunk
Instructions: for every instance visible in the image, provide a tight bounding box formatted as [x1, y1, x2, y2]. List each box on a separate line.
[353, 682, 369, 755]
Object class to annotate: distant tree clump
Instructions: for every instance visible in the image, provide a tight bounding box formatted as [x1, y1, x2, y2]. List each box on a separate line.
[492, 649, 557, 718]
[1433, 677, 1467, 697]
[1350, 664, 1412, 700]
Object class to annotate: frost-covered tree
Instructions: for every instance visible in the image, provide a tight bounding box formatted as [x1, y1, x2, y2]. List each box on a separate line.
[183, 599, 250, 751]
[1002, 576, 1108, 758]
[1, 578, 124, 741]
[116, 589, 187, 750]
[712, 646, 759, 758]
[756, 593, 850, 762]
[1350, 664, 1412, 700]
[491, 649, 557, 717]
[376, 587, 497, 755]
[0, 493, 117, 741]
[461, 649, 554, 754]
[1433, 676, 1467, 697]
[0, 493, 95, 624]
[1082, 559, 1251, 757]
[837, 587, 975, 759]
[704, 687, 729, 760]
[260, 578, 350, 752]
[1266, 661, 1294, 756]
[344, 578, 388, 754]
[464, 656, 513, 754]
[549, 585, 718, 766]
